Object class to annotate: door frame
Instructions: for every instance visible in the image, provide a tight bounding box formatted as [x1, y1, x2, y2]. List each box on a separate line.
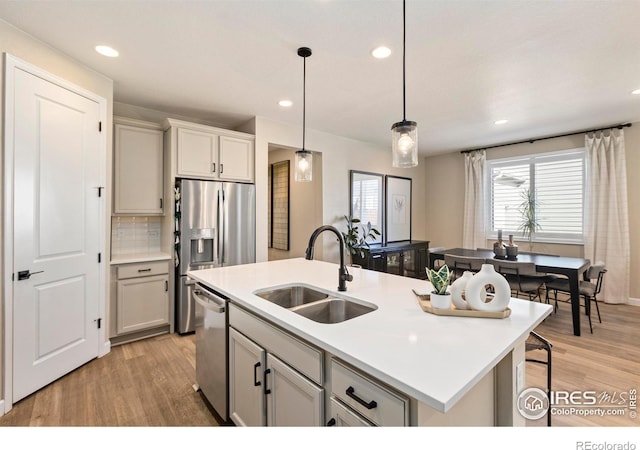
[2, 53, 109, 414]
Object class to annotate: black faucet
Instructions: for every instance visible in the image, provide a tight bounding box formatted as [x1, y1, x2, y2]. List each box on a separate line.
[305, 225, 353, 291]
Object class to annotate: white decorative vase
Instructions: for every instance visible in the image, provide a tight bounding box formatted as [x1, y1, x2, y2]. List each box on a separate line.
[464, 264, 511, 312]
[450, 271, 473, 310]
[430, 292, 452, 310]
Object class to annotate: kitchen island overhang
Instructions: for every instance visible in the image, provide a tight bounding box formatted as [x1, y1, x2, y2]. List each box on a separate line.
[188, 258, 553, 426]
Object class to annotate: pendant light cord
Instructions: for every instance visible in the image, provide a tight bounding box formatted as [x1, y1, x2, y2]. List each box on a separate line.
[402, 0, 406, 122]
[303, 54, 307, 150]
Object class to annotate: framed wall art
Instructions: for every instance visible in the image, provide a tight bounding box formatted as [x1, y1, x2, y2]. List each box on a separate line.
[385, 175, 412, 243]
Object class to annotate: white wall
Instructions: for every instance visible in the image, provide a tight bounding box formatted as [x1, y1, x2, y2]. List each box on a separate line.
[253, 117, 428, 264]
[0, 19, 114, 408]
[267, 146, 323, 261]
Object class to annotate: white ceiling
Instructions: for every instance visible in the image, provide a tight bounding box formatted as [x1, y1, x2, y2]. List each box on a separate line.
[2, 0, 640, 156]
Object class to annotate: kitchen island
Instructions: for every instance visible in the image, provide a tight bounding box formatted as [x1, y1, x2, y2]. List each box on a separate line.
[188, 258, 553, 426]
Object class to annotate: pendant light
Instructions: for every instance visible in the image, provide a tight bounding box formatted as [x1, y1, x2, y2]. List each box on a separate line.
[391, 0, 418, 168]
[295, 47, 313, 182]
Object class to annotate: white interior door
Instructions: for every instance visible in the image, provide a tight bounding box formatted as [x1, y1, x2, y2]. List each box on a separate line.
[9, 63, 103, 402]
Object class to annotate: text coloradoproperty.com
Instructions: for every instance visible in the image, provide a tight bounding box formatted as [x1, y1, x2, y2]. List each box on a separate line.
[553, 407, 628, 417]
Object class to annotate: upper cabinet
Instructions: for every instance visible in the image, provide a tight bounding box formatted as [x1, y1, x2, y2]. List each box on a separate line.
[114, 117, 165, 215]
[166, 118, 255, 183]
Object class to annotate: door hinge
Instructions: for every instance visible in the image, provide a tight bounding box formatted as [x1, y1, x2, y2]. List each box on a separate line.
[98, 253, 102, 263]
[97, 186, 104, 197]
[98, 121, 102, 132]
[97, 318, 102, 329]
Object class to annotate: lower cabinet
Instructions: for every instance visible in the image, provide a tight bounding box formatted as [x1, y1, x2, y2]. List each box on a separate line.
[227, 303, 409, 427]
[327, 397, 374, 427]
[110, 260, 171, 344]
[228, 306, 325, 427]
[229, 327, 324, 426]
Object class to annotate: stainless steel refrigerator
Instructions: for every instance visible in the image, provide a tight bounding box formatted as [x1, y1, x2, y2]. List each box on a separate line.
[176, 178, 255, 334]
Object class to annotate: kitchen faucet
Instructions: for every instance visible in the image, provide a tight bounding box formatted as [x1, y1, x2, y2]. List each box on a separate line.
[305, 225, 353, 291]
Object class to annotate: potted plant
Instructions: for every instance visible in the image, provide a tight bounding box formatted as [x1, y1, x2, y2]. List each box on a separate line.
[517, 188, 541, 251]
[426, 264, 452, 309]
[341, 215, 381, 265]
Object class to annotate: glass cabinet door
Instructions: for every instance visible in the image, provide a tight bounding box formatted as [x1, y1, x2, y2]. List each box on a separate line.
[402, 249, 416, 277]
[385, 251, 402, 276]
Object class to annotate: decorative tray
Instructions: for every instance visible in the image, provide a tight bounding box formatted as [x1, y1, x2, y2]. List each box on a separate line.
[412, 290, 511, 319]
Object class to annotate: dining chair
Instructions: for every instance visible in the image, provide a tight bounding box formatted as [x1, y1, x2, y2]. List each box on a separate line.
[428, 247, 446, 269]
[488, 259, 547, 301]
[444, 254, 485, 281]
[545, 263, 606, 333]
[525, 331, 552, 427]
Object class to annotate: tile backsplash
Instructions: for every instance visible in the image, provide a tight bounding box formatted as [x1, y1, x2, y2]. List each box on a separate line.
[111, 216, 162, 256]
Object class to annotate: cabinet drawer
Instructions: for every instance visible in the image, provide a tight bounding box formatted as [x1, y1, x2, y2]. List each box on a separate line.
[117, 261, 169, 279]
[229, 304, 323, 385]
[331, 359, 409, 426]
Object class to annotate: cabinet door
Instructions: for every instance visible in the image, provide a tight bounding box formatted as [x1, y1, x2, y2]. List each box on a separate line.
[327, 397, 373, 427]
[385, 251, 402, 276]
[266, 354, 324, 426]
[229, 327, 266, 426]
[219, 136, 254, 182]
[177, 127, 218, 178]
[369, 252, 386, 272]
[403, 249, 416, 278]
[114, 124, 164, 214]
[116, 274, 169, 334]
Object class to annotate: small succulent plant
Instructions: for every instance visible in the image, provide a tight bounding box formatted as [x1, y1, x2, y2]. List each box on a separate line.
[426, 264, 452, 295]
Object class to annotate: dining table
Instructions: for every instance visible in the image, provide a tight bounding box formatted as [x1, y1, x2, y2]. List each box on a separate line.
[429, 248, 591, 336]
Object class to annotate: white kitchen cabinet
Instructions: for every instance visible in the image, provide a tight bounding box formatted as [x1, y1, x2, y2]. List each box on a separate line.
[114, 117, 164, 214]
[219, 135, 254, 182]
[228, 304, 325, 426]
[229, 327, 266, 426]
[327, 397, 374, 427]
[330, 358, 409, 426]
[176, 127, 218, 178]
[114, 261, 170, 336]
[166, 118, 255, 182]
[265, 353, 324, 426]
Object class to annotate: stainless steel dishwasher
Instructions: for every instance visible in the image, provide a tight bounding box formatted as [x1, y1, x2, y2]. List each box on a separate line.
[193, 282, 229, 423]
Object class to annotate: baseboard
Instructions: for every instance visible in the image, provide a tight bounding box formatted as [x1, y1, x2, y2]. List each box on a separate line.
[99, 340, 111, 357]
[628, 297, 640, 307]
[0, 399, 5, 417]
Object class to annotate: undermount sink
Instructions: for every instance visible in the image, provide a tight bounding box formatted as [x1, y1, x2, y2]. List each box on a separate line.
[253, 284, 377, 324]
[254, 285, 329, 308]
[289, 298, 376, 324]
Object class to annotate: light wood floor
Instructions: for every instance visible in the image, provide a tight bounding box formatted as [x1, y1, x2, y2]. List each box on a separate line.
[1, 299, 638, 427]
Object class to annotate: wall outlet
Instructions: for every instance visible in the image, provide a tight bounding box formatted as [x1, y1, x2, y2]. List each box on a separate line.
[516, 361, 525, 392]
[117, 230, 125, 239]
[148, 230, 160, 239]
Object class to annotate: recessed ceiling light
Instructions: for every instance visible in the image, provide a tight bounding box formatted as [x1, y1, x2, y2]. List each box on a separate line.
[278, 100, 293, 107]
[95, 45, 119, 57]
[494, 119, 509, 125]
[371, 46, 392, 59]
[632, 88, 640, 95]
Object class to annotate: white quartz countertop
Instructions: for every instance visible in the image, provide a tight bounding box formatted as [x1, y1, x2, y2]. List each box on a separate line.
[110, 252, 173, 265]
[188, 258, 552, 413]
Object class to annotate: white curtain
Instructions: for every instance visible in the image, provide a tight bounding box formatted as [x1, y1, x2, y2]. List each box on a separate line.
[462, 150, 486, 249]
[584, 130, 630, 304]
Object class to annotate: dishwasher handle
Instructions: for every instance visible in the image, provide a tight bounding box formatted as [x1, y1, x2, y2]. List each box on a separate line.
[192, 288, 226, 314]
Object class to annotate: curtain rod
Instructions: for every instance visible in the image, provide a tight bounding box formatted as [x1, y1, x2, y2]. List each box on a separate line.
[460, 123, 632, 154]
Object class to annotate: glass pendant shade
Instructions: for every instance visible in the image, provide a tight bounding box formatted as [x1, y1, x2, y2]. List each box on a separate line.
[294, 149, 313, 182]
[391, 120, 418, 168]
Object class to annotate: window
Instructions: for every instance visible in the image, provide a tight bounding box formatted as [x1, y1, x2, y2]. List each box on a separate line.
[487, 149, 585, 243]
